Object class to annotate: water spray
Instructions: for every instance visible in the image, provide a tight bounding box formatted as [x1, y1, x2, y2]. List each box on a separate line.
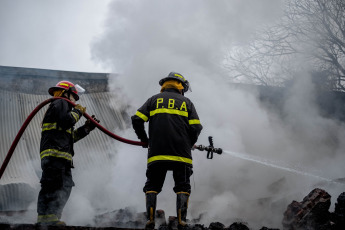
[222, 149, 345, 185]
[192, 137, 344, 185]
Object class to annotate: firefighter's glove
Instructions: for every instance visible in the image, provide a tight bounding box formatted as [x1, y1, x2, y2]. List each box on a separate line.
[74, 104, 86, 114]
[85, 115, 100, 132]
[141, 139, 149, 148]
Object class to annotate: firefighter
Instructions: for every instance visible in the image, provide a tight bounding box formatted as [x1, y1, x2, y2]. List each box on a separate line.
[131, 72, 203, 230]
[37, 81, 100, 226]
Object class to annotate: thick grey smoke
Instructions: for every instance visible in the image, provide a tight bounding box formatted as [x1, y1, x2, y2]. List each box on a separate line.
[91, 0, 282, 103]
[1, 0, 339, 228]
[88, 0, 345, 228]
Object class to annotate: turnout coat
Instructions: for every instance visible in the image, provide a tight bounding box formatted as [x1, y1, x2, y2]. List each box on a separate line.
[132, 88, 203, 167]
[40, 99, 89, 166]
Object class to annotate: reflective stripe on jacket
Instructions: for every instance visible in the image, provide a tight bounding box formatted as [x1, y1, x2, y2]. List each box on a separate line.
[132, 88, 202, 166]
[40, 149, 73, 161]
[42, 122, 72, 134]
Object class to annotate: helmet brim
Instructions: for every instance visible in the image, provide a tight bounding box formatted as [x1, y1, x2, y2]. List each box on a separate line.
[48, 87, 59, 96]
[48, 87, 79, 101]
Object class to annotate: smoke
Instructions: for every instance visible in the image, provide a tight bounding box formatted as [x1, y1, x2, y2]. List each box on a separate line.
[58, 0, 345, 228]
[91, 0, 282, 104]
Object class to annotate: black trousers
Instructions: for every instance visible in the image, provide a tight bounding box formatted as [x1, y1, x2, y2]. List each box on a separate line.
[37, 157, 74, 217]
[143, 162, 193, 194]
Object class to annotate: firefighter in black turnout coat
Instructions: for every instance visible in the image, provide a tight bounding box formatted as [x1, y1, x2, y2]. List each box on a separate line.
[132, 72, 203, 230]
[37, 81, 99, 226]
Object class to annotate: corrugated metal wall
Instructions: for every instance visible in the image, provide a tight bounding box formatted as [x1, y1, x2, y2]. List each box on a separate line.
[0, 89, 129, 211]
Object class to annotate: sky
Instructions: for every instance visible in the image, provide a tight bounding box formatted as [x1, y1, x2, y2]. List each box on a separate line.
[0, 0, 112, 73]
[2, 0, 345, 229]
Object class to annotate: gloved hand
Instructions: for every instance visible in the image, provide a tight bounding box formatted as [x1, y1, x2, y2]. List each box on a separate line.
[74, 104, 86, 114]
[84, 115, 100, 132]
[141, 138, 149, 148]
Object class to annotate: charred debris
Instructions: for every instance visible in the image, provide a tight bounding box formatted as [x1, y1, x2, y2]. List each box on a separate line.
[0, 188, 345, 230]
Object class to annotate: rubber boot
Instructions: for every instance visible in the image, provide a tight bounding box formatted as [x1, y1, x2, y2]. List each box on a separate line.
[145, 191, 157, 230]
[176, 192, 190, 230]
[37, 214, 66, 226]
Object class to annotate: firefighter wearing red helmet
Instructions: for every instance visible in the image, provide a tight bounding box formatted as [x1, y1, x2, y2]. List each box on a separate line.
[37, 80, 99, 226]
[48, 80, 81, 101]
[131, 72, 202, 230]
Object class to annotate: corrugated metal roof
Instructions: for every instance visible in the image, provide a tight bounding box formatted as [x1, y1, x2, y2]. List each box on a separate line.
[0, 67, 129, 211]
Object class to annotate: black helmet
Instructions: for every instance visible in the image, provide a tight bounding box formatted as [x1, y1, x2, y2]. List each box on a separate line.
[159, 72, 190, 93]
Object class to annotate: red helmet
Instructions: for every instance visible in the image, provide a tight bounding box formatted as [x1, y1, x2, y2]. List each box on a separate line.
[48, 81, 80, 101]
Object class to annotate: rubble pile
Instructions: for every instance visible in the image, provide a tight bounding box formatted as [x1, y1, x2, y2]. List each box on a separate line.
[282, 188, 345, 230]
[0, 188, 345, 230]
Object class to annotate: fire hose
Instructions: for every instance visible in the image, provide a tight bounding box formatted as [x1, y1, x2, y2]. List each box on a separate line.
[0, 97, 145, 179]
[0, 97, 222, 180]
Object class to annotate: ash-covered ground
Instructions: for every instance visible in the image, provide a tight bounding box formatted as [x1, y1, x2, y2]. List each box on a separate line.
[1, 187, 345, 230]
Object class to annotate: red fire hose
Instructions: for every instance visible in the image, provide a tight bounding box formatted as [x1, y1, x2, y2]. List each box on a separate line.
[0, 97, 146, 179]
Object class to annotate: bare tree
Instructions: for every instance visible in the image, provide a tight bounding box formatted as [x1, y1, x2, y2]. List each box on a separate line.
[225, 0, 345, 91]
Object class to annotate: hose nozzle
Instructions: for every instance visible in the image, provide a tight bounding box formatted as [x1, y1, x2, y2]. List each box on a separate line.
[193, 136, 222, 159]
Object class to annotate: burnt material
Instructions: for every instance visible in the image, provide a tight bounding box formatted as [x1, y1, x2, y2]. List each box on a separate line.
[259, 227, 280, 230]
[208, 222, 225, 230]
[331, 192, 345, 230]
[94, 208, 166, 229]
[282, 188, 332, 230]
[228, 222, 249, 230]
